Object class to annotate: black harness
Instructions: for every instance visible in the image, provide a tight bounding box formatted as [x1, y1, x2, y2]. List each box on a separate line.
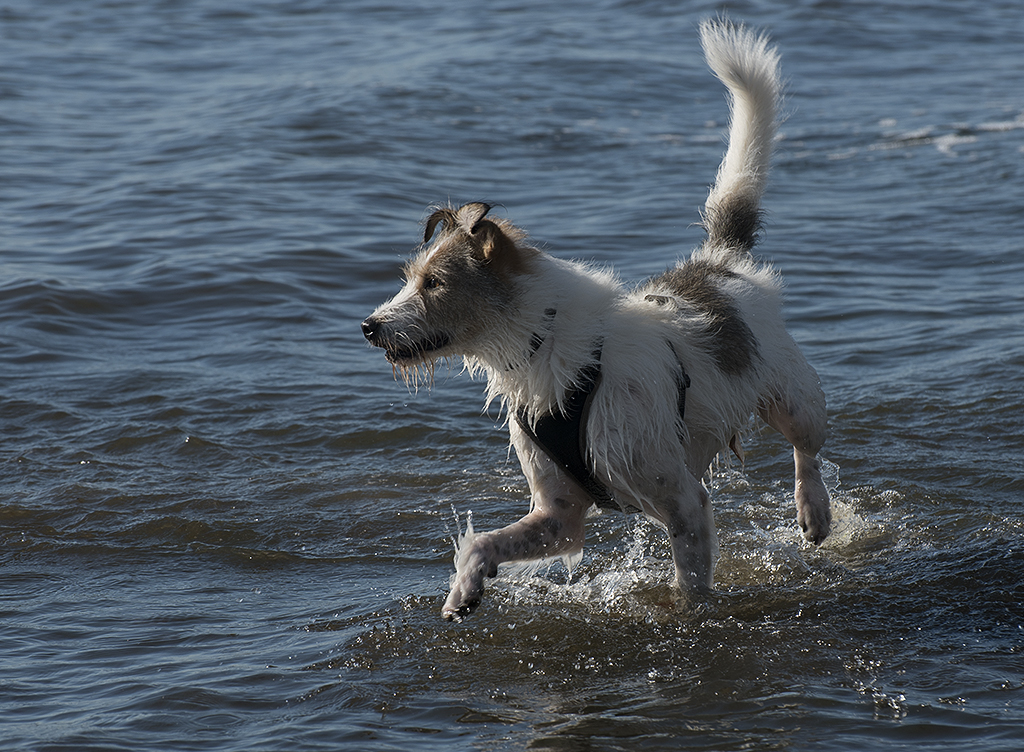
[514, 351, 617, 507]
[513, 307, 690, 509]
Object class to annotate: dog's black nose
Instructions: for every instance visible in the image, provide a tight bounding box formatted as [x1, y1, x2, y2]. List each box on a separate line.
[361, 317, 378, 342]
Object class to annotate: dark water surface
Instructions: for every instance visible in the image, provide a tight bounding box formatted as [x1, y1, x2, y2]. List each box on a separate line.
[2, 1, 1023, 749]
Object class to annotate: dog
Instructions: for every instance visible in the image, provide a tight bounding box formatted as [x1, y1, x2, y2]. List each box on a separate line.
[362, 19, 831, 621]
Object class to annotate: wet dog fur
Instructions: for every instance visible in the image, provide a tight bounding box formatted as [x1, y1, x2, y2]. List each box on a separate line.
[362, 20, 831, 621]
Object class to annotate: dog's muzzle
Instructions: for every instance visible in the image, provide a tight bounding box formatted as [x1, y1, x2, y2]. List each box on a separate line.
[361, 315, 450, 364]
[361, 316, 383, 346]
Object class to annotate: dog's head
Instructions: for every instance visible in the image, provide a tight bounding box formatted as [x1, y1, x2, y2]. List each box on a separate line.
[362, 202, 536, 383]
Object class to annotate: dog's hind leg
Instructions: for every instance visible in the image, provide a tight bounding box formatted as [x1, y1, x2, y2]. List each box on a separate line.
[442, 427, 591, 621]
[760, 381, 832, 544]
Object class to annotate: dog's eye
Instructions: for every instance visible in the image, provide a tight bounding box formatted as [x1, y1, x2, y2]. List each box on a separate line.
[423, 275, 442, 291]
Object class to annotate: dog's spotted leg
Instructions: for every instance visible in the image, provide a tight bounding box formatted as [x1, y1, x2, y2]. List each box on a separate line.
[442, 426, 591, 621]
[442, 498, 586, 620]
[642, 470, 719, 593]
[760, 396, 831, 544]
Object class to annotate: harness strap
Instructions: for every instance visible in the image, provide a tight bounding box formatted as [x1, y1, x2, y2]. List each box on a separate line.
[514, 349, 617, 508]
[528, 308, 558, 357]
[668, 341, 691, 434]
[514, 306, 692, 511]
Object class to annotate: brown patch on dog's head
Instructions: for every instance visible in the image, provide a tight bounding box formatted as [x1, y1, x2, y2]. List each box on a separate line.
[422, 202, 534, 279]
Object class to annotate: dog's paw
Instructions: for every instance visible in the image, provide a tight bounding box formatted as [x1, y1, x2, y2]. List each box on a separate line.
[797, 498, 832, 544]
[442, 589, 482, 621]
[442, 574, 486, 621]
[442, 596, 480, 622]
[795, 469, 832, 544]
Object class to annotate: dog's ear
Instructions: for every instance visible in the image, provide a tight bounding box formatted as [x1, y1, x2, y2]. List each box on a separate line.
[462, 203, 533, 274]
[424, 202, 529, 274]
[458, 202, 492, 233]
[472, 218, 527, 275]
[424, 203, 493, 244]
[456, 202, 520, 269]
[423, 207, 459, 244]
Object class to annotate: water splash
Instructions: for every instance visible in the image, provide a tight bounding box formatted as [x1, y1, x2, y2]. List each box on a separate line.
[447, 504, 475, 573]
[485, 514, 681, 619]
[445, 456, 892, 617]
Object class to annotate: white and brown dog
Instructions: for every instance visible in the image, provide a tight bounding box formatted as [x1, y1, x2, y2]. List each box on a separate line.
[362, 20, 831, 621]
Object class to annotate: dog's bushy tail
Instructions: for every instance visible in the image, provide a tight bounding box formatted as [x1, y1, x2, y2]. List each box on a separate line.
[697, 19, 781, 261]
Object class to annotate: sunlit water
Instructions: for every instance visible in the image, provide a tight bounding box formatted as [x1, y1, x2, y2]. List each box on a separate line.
[2, 1, 1023, 750]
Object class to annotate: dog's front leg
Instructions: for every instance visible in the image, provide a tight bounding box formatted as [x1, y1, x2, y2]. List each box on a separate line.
[442, 425, 590, 621]
[662, 473, 719, 593]
[442, 498, 586, 620]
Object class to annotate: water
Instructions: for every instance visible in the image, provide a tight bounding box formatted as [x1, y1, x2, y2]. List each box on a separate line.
[2, 1, 1023, 749]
